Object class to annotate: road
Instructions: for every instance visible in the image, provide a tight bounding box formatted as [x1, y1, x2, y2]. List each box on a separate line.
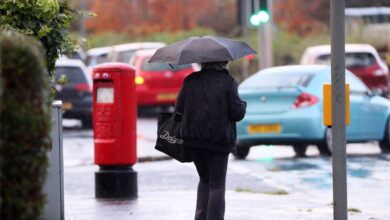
[63, 118, 390, 219]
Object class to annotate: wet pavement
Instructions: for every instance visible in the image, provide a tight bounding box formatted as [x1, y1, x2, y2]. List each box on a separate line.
[63, 118, 390, 220]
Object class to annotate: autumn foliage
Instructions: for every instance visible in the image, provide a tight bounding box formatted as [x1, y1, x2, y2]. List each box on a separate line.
[84, 0, 389, 38]
[273, 0, 330, 36]
[85, 0, 237, 36]
[273, 0, 390, 36]
[85, 0, 334, 38]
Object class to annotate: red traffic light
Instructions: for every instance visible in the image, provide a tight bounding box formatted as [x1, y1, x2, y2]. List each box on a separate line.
[245, 54, 255, 61]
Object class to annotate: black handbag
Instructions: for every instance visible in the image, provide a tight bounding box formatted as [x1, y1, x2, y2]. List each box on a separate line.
[155, 112, 193, 163]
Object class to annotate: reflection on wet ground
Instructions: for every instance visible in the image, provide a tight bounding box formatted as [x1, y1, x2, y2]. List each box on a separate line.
[248, 147, 390, 191]
[348, 167, 371, 178]
[274, 161, 320, 171]
[63, 118, 390, 219]
[267, 156, 377, 178]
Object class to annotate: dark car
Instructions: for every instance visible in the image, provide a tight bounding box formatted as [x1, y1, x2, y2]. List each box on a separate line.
[54, 59, 93, 128]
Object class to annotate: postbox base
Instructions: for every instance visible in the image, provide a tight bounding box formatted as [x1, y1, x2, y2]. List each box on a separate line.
[95, 166, 137, 199]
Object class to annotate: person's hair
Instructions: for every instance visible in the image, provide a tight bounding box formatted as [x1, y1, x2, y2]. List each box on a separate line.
[201, 61, 228, 71]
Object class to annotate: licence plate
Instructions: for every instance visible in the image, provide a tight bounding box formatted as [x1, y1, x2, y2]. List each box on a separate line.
[157, 93, 178, 101]
[247, 124, 281, 134]
[63, 102, 73, 110]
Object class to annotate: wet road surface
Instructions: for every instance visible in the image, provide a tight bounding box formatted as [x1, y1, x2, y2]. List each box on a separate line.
[63, 118, 390, 219]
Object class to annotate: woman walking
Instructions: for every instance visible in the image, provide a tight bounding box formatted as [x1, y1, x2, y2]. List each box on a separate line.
[175, 61, 247, 220]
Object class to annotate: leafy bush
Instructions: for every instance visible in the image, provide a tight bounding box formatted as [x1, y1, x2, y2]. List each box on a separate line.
[0, 0, 79, 74]
[0, 31, 51, 220]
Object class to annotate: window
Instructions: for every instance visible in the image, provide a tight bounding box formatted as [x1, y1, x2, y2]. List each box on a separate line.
[129, 56, 136, 66]
[86, 54, 108, 67]
[346, 72, 369, 94]
[55, 66, 87, 84]
[116, 50, 137, 63]
[141, 57, 192, 71]
[315, 53, 376, 68]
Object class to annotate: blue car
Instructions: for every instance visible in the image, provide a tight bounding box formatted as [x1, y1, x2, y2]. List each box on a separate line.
[235, 65, 390, 159]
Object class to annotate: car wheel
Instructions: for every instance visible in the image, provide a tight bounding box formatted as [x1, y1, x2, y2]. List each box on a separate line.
[317, 127, 332, 156]
[379, 118, 390, 153]
[292, 144, 308, 157]
[233, 144, 251, 160]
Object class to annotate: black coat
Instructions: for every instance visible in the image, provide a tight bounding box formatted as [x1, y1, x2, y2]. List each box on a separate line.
[175, 69, 247, 153]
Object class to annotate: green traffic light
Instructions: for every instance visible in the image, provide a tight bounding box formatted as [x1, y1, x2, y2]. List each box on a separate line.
[250, 10, 270, 26]
[250, 14, 261, 26]
[258, 10, 270, 23]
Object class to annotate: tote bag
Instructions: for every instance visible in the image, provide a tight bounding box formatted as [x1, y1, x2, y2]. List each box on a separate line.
[155, 112, 192, 163]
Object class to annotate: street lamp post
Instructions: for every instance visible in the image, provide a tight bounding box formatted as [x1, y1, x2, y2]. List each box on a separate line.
[251, 0, 272, 70]
[80, 0, 87, 39]
[331, 0, 348, 219]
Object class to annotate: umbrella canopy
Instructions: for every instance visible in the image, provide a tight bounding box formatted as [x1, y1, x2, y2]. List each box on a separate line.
[148, 36, 256, 65]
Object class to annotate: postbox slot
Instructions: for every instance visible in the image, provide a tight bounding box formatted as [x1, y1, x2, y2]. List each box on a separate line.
[95, 79, 113, 83]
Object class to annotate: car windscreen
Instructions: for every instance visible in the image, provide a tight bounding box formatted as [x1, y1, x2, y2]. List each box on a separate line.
[86, 54, 108, 67]
[315, 53, 376, 67]
[55, 66, 87, 84]
[117, 50, 137, 63]
[239, 72, 314, 89]
[141, 58, 192, 71]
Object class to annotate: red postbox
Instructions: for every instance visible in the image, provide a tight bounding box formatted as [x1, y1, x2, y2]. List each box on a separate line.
[92, 63, 137, 199]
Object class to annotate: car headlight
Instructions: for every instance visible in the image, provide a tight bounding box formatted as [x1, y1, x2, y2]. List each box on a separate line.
[135, 76, 145, 85]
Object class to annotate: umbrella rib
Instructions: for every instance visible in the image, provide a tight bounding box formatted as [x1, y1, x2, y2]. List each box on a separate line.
[176, 38, 199, 64]
[213, 40, 240, 60]
[181, 37, 234, 63]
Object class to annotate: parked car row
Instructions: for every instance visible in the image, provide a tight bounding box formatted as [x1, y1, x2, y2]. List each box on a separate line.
[86, 42, 166, 69]
[57, 41, 390, 156]
[86, 42, 194, 114]
[55, 41, 198, 127]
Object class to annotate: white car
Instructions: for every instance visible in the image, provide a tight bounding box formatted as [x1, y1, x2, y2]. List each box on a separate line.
[86, 46, 112, 68]
[86, 42, 166, 68]
[300, 44, 390, 97]
[109, 42, 166, 63]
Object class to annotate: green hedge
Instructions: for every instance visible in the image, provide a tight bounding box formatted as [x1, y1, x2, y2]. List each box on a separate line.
[0, 31, 51, 220]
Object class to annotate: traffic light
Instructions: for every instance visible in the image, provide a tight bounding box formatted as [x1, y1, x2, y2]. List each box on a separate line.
[249, 0, 270, 26]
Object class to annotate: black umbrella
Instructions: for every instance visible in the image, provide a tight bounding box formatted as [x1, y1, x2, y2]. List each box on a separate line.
[148, 36, 256, 65]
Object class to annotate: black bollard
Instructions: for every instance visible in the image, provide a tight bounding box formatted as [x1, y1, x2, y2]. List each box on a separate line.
[95, 165, 137, 199]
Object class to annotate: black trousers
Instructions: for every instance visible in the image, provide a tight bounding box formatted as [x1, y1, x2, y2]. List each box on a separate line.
[190, 148, 229, 220]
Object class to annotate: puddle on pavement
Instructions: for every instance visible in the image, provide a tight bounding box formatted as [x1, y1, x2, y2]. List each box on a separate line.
[348, 167, 372, 178]
[252, 154, 385, 190]
[274, 162, 320, 171]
